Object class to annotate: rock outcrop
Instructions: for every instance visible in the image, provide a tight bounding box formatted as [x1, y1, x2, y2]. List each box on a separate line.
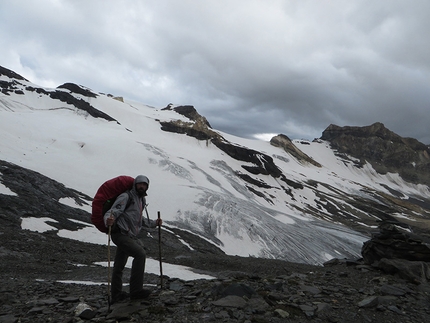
[159, 105, 283, 178]
[57, 82, 98, 98]
[160, 104, 219, 141]
[321, 122, 430, 186]
[0, 65, 28, 81]
[0, 66, 117, 122]
[270, 134, 321, 167]
[362, 220, 430, 284]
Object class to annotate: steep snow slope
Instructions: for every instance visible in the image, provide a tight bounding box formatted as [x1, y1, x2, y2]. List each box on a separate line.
[1, 72, 429, 265]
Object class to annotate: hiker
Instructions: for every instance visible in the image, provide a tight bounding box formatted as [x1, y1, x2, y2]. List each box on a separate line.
[104, 175, 162, 303]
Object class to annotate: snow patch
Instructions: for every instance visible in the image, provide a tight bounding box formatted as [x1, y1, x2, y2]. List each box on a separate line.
[21, 217, 58, 233]
[0, 182, 17, 196]
[94, 258, 216, 281]
[59, 197, 92, 212]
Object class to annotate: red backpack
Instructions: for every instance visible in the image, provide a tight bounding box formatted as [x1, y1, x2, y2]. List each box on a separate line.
[91, 175, 134, 233]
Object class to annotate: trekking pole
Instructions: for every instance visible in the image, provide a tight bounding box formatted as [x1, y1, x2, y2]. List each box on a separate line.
[158, 211, 163, 289]
[107, 225, 112, 310]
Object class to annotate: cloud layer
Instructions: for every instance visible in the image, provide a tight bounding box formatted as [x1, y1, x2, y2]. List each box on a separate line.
[1, 0, 429, 143]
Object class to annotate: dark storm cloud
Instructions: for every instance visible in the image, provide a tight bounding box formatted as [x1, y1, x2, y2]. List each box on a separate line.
[1, 0, 429, 143]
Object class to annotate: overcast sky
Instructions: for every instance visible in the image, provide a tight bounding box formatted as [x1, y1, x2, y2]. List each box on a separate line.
[1, 0, 429, 143]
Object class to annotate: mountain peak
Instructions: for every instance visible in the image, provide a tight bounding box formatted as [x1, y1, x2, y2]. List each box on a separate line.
[321, 123, 430, 185]
[322, 122, 398, 141]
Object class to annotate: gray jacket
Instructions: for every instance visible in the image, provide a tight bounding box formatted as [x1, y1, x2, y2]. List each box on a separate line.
[103, 180, 156, 238]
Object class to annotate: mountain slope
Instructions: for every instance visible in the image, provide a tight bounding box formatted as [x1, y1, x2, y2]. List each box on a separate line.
[1, 65, 429, 266]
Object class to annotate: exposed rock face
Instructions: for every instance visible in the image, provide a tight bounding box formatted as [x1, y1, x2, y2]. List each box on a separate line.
[163, 104, 212, 128]
[211, 139, 282, 178]
[270, 134, 321, 167]
[321, 122, 430, 185]
[0, 65, 28, 81]
[57, 82, 98, 98]
[160, 104, 219, 141]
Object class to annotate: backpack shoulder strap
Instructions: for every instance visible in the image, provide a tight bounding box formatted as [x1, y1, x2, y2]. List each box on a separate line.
[125, 190, 133, 210]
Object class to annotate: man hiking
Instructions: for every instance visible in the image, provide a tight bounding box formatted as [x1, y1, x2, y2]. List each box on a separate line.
[104, 175, 162, 303]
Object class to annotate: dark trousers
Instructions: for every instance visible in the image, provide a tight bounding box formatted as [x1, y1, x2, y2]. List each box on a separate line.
[111, 232, 146, 296]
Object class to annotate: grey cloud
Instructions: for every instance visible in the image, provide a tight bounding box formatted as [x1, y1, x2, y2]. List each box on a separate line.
[1, 0, 429, 143]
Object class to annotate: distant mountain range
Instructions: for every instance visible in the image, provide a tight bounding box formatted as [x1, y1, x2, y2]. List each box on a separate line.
[1, 65, 429, 266]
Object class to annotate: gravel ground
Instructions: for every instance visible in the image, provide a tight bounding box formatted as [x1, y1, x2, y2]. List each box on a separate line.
[2, 219, 430, 323]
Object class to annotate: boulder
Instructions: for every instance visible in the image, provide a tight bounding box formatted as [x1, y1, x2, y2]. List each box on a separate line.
[362, 220, 430, 283]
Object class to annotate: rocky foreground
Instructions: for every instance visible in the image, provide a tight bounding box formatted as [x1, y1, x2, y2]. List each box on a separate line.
[1, 221, 430, 323]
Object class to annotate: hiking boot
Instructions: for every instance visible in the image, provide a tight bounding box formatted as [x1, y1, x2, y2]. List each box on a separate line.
[130, 289, 152, 300]
[111, 291, 129, 304]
